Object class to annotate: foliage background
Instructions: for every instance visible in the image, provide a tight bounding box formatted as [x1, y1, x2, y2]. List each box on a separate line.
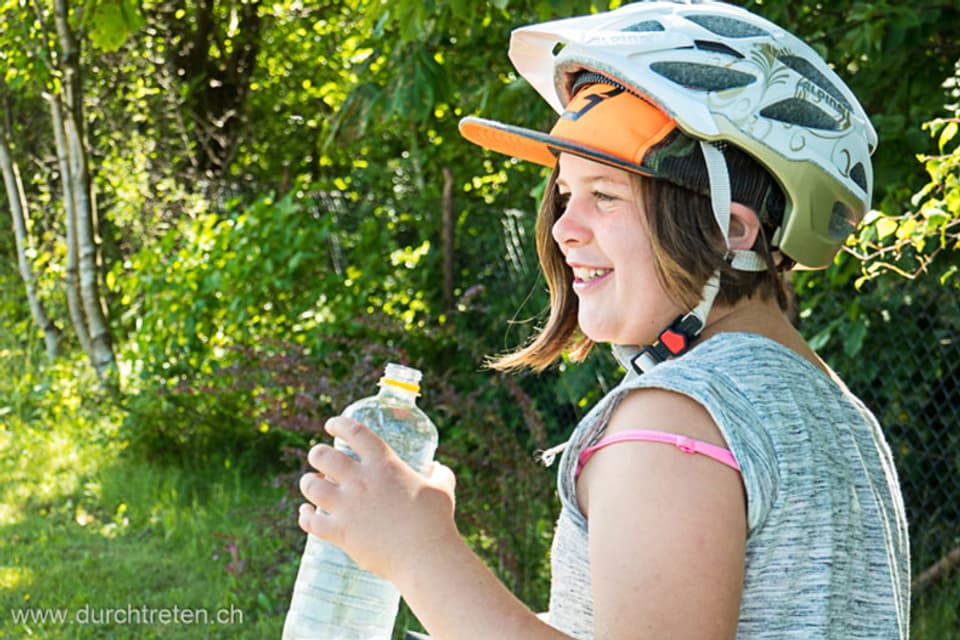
[0, 0, 958, 637]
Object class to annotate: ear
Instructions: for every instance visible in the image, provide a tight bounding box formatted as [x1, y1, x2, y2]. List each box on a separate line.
[727, 202, 761, 251]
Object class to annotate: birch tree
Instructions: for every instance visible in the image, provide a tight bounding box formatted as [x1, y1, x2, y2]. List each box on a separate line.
[47, 90, 93, 362]
[1, 0, 146, 382]
[50, 0, 117, 380]
[0, 89, 62, 360]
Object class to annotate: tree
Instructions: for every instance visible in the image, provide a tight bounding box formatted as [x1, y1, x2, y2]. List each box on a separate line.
[0, 85, 62, 360]
[1, 0, 958, 625]
[50, 0, 117, 381]
[155, 0, 264, 193]
[0, 0, 146, 381]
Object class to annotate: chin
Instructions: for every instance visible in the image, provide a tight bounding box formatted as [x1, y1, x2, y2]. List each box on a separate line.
[579, 320, 655, 348]
[577, 320, 619, 345]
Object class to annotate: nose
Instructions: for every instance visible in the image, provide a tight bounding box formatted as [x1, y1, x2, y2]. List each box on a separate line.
[551, 194, 591, 250]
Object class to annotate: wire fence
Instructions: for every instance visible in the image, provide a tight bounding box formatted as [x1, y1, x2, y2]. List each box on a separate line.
[805, 270, 960, 589]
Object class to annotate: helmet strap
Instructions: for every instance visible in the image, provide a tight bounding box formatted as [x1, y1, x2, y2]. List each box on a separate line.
[701, 141, 768, 272]
[631, 142, 767, 375]
[630, 273, 720, 374]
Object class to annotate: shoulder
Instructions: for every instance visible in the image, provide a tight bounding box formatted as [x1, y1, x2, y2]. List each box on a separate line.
[578, 387, 737, 509]
[612, 387, 725, 444]
[635, 332, 826, 407]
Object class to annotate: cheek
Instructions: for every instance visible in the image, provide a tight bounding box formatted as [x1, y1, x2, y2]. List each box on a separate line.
[618, 246, 677, 316]
[612, 229, 657, 281]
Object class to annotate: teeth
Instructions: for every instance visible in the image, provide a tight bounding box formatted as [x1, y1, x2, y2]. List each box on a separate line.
[573, 267, 610, 282]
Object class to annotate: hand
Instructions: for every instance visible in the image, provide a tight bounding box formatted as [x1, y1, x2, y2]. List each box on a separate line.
[298, 415, 458, 582]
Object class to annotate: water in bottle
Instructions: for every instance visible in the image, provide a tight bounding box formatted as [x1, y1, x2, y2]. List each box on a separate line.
[282, 363, 439, 640]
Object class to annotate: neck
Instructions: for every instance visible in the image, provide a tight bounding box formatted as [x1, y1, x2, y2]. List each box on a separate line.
[700, 295, 831, 376]
[701, 295, 785, 341]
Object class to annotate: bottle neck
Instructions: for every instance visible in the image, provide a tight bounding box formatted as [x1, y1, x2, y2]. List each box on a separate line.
[377, 381, 419, 404]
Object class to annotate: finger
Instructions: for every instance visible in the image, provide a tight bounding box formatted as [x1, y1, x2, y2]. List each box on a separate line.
[299, 472, 340, 512]
[325, 416, 391, 461]
[307, 443, 358, 482]
[298, 502, 339, 542]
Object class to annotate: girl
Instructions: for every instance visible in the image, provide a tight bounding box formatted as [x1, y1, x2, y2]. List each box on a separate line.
[298, 2, 910, 638]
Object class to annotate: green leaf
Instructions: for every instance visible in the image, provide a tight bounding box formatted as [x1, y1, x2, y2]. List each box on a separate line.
[895, 217, 917, 241]
[940, 120, 959, 154]
[940, 265, 958, 285]
[87, 0, 144, 52]
[924, 210, 951, 229]
[842, 321, 868, 358]
[808, 319, 839, 352]
[876, 217, 898, 240]
[288, 252, 305, 271]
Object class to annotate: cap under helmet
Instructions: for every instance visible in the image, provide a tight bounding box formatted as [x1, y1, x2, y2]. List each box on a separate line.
[469, 0, 877, 270]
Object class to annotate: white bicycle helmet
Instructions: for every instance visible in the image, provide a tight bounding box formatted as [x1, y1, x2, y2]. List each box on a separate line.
[466, 0, 876, 270]
[459, 0, 876, 370]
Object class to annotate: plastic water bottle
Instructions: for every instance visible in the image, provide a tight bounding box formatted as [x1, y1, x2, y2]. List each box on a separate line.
[282, 363, 439, 640]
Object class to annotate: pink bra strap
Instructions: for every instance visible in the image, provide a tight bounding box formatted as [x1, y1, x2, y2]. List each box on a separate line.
[576, 430, 740, 478]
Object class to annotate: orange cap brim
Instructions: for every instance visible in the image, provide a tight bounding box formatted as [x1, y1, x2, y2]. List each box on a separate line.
[459, 83, 677, 176]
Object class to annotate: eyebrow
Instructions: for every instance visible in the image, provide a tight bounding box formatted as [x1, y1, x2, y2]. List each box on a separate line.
[556, 174, 631, 189]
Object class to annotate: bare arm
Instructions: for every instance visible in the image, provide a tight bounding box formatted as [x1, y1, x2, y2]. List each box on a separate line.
[578, 388, 747, 639]
[392, 526, 571, 640]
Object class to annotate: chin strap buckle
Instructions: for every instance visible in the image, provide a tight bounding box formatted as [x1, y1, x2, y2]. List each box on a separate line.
[630, 313, 704, 374]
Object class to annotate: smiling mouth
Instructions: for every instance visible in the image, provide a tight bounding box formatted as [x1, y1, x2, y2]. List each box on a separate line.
[572, 267, 612, 284]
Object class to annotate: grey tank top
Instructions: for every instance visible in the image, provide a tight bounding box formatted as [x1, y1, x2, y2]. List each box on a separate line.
[547, 332, 910, 639]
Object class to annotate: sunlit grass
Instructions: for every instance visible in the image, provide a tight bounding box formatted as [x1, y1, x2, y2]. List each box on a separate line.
[0, 567, 32, 592]
[0, 373, 294, 638]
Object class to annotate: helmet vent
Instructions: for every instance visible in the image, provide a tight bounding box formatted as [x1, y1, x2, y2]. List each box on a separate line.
[694, 39, 744, 59]
[777, 55, 853, 112]
[622, 20, 664, 32]
[759, 98, 841, 131]
[684, 14, 769, 38]
[850, 162, 868, 192]
[829, 202, 857, 240]
[650, 61, 756, 92]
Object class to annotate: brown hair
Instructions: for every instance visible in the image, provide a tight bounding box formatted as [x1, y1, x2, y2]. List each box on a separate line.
[488, 168, 793, 373]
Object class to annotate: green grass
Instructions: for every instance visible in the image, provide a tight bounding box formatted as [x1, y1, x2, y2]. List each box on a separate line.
[912, 576, 960, 639]
[0, 407, 297, 639]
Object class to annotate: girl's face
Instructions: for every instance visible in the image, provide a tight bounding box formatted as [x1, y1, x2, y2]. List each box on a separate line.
[553, 153, 684, 347]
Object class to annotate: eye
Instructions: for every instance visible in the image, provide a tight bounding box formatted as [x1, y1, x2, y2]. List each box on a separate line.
[592, 190, 620, 210]
[556, 190, 571, 211]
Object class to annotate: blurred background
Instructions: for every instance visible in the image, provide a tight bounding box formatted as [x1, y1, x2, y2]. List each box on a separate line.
[0, 0, 957, 637]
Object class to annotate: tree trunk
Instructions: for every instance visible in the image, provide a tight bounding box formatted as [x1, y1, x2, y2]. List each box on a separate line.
[0, 100, 62, 361]
[48, 92, 92, 361]
[53, 0, 117, 383]
[913, 544, 960, 593]
[163, 0, 263, 187]
[442, 167, 455, 314]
